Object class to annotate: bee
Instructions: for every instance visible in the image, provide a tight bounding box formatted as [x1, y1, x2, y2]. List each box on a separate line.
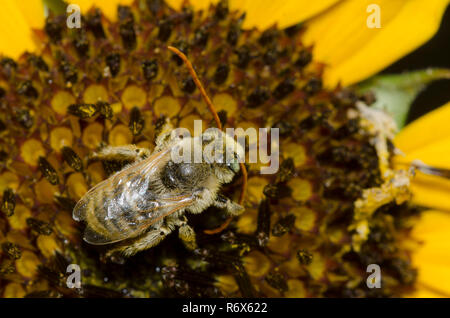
[73, 47, 247, 258]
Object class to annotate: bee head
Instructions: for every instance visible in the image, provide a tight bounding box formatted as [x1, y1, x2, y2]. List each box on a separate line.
[200, 129, 244, 183]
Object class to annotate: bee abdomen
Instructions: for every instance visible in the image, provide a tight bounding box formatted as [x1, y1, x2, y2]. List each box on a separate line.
[87, 190, 140, 243]
[83, 225, 114, 245]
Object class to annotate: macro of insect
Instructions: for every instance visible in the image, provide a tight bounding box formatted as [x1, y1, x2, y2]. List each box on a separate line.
[0, 0, 423, 298]
[73, 47, 247, 258]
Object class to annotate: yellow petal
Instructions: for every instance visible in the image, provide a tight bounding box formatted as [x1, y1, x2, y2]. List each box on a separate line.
[0, 0, 39, 58]
[408, 210, 450, 297]
[166, 0, 341, 29]
[303, 0, 449, 87]
[407, 172, 450, 212]
[166, 0, 219, 11]
[66, 0, 134, 21]
[235, 0, 342, 29]
[395, 102, 450, 154]
[408, 284, 449, 298]
[16, 0, 45, 29]
[396, 136, 450, 170]
[394, 133, 450, 211]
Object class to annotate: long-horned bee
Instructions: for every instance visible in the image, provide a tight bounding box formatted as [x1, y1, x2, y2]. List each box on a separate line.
[73, 47, 247, 258]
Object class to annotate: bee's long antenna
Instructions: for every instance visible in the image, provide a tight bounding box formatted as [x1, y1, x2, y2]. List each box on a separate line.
[167, 46, 222, 130]
[168, 46, 248, 234]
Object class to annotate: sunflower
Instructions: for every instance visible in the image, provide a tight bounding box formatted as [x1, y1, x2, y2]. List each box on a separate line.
[0, 0, 449, 298]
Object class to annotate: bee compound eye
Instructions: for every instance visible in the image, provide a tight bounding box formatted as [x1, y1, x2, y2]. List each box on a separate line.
[227, 161, 240, 173]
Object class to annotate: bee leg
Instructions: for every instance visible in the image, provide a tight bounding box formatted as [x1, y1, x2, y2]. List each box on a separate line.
[213, 194, 244, 216]
[154, 118, 185, 151]
[166, 214, 197, 250]
[105, 225, 172, 258]
[91, 145, 151, 163]
[178, 223, 197, 250]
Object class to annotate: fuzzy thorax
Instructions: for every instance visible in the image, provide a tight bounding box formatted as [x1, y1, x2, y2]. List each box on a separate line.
[170, 129, 244, 184]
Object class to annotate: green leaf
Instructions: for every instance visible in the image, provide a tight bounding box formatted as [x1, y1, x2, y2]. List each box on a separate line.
[43, 0, 67, 16]
[356, 68, 450, 129]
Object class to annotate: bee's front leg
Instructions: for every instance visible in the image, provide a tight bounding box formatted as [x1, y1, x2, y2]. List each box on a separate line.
[91, 145, 150, 163]
[154, 118, 175, 151]
[213, 194, 244, 216]
[154, 118, 187, 152]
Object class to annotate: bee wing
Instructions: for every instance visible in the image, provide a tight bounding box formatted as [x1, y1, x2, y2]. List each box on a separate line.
[82, 193, 194, 245]
[73, 149, 168, 222]
[73, 148, 194, 245]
